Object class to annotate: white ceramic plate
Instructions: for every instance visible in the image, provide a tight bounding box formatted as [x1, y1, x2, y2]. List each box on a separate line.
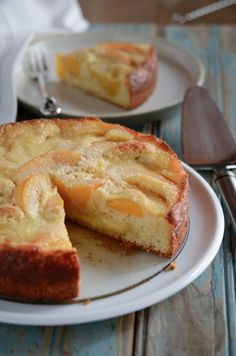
[0, 164, 224, 325]
[15, 31, 205, 122]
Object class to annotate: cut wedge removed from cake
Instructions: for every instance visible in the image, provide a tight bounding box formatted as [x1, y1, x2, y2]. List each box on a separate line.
[56, 42, 157, 109]
[0, 118, 189, 302]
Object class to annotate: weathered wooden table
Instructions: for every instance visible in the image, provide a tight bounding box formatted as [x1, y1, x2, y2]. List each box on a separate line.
[1, 24, 235, 356]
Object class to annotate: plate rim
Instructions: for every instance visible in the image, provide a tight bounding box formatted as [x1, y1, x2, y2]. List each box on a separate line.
[0, 163, 224, 325]
[15, 30, 206, 120]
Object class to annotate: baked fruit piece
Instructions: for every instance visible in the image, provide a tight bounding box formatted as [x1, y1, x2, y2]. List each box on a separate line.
[0, 117, 189, 302]
[56, 42, 157, 109]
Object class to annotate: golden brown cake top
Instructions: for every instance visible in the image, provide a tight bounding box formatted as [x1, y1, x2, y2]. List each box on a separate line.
[0, 117, 188, 252]
[57, 42, 155, 76]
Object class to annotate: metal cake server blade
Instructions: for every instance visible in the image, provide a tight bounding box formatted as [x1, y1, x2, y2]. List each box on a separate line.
[182, 85, 236, 233]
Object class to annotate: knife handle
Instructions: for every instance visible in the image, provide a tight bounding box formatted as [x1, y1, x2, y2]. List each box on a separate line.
[215, 169, 236, 233]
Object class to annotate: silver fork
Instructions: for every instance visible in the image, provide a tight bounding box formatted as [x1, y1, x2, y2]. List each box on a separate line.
[24, 50, 61, 117]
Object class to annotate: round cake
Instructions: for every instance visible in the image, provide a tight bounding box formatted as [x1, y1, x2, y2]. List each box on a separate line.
[0, 117, 189, 302]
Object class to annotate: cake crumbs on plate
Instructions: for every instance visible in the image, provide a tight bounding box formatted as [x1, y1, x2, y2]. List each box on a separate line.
[166, 261, 176, 271]
[83, 299, 91, 305]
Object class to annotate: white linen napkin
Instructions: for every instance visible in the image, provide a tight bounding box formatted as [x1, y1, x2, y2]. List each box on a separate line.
[0, 0, 89, 124]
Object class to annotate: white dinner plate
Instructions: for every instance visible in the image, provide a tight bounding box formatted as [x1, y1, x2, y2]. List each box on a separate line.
[15, 31, 205, 122]
[0, 164, 224, 325]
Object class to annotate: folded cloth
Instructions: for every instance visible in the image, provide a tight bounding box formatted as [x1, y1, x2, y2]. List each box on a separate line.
[0, 0, 89, 124]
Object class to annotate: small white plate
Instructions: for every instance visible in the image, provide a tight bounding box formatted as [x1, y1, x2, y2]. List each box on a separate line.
[15, 31, 205, 122]
[0, 164, 224, 325]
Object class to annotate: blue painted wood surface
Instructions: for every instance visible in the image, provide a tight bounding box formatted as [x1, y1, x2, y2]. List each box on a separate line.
[0, 24, 235, 356]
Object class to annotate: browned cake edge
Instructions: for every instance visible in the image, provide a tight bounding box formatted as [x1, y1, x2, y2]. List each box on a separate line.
[127, 46, 157, 109]
[168, 179, 190, 257]
[0, 243, 79, 302]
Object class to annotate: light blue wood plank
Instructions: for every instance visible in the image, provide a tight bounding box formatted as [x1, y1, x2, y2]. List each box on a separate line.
[61, 320, 117, 356]
[70, 320, 116, 356]
[207, 27, 224, 109]
[0, 320, 118, 356]
[159, 110, 182, 156]
[89, 23, 156, 36]
[0, 324, 46, 355]
[143, 25, 232, 356]
[222, 51, 236, 135]
[159, 26, 210, 156]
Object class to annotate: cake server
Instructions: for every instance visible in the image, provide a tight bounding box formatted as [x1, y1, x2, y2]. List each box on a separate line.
[182, 85, 236, 233]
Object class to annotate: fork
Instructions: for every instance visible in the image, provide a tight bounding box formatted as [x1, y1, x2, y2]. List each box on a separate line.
[25, 50, 61, 117]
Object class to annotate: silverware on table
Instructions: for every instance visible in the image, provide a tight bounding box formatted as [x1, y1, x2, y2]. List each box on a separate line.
[24, 50, 61, 117]
[172, 0, 236, 24]
[182, 85, 236, 233]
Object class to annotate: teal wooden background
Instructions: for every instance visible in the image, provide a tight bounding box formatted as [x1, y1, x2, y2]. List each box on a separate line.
[0, 24, 235, 356]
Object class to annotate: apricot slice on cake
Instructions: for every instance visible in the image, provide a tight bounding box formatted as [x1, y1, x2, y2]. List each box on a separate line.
[15, 151, 81, 184]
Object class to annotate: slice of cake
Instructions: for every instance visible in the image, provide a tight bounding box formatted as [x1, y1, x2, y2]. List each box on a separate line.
[0, 173, 79, 302]
[0, 118, 189, 302]
[56, 42, 157, 109]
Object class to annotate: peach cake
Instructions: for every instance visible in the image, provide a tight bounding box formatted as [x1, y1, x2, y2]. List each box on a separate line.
[56, 42, 157, 109]
[0, 118, 189, 302]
